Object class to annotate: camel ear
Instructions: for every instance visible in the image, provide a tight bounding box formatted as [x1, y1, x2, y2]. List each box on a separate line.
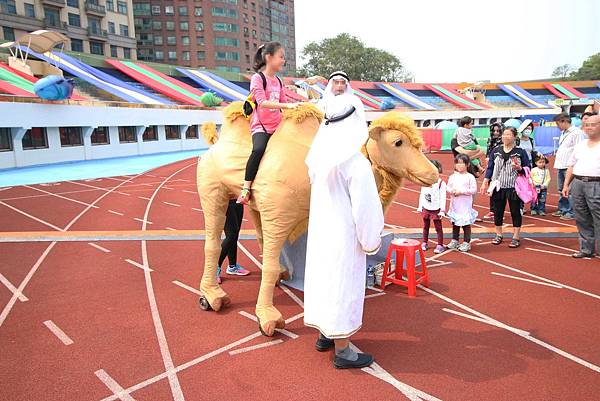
[369, 126, 384, 141]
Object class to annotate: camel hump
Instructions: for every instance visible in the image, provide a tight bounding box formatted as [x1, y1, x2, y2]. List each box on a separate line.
[201, 122, 219, 145]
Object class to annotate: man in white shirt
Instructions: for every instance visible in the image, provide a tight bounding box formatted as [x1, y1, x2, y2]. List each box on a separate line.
[563, 114, 600, 258]
[552, 113, 586, 220]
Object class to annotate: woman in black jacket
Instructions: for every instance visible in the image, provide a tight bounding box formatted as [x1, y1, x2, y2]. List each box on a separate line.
[482, 122, 504, 220]
[480, 127, 531, 248]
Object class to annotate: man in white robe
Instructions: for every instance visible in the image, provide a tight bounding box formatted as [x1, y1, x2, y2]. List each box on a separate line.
[304, 71, 384, 369]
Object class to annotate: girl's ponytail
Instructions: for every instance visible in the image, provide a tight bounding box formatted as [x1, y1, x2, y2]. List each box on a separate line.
[252, 41, 282, 72]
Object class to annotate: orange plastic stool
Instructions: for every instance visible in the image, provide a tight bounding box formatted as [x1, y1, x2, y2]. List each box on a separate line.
[379, 238, 429, 297]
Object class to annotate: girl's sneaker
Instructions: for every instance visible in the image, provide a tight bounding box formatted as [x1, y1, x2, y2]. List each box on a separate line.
[434, 245, 445, 254]
[421, 242, 429, 251]
[217, 266, 222, 284]
[236, 188, 251, 205]
[458, 242, 472, 252]
[226, 264, 251, 276]
[447, 239, 459, 250]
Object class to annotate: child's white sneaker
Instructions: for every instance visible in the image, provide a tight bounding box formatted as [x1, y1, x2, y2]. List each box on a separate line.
[434, 245, 445, 254]
[447, 239, 459, 250]
[458, 242, 472, 252]
[421, 242, 429, 251]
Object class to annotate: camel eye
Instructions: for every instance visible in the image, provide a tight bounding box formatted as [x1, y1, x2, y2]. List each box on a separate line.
[394, 139, 403, 147]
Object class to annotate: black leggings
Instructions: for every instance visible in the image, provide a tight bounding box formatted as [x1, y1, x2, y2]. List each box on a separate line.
[452, 224, 472, 242]
[219, 200, 244, 267]
[244, 132, 271, 182]
[492, 188, 523, 227]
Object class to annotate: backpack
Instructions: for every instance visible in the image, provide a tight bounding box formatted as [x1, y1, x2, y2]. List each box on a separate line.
[515, 167, 538, 204]
[242, 72, 283, 118]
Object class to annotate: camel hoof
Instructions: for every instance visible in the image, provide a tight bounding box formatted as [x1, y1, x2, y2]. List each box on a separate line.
[258, 317, 285, 337]
[211, 295, 231, 312]
[278, 270, 290, 283]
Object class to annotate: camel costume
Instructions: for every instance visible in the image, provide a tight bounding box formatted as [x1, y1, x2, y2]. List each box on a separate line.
[197, 100, 438, 336]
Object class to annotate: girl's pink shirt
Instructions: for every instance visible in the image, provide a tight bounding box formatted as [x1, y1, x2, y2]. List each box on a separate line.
[250, 73, 286, 134]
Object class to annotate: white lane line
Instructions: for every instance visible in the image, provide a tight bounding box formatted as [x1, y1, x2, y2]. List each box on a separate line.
[133, 218, 153, 225]
[367, 286, 384, 293]
[0, 186, 13, 191]
[172, 280, 202, 296]
[108, 210, 124, 216]
[525, 247, 572, 257]
[385, 223, 406, 229]
[524, 238, 600, 259]
[229, 339, 283, 356]
[0, 273, 28, 302]
[43, 320, 74, 345]
[0, 201, 64, 231]
[124, 259, 153, 272]
[95, 369, 137, 401]
[490, 272, 563, 288]
[163, 202, 181, 207]
[165, 227, 177, 231]
[117, 192, 131, 196]
[88, 242, 110, 253]
[138, 196, 151, 201]
[365, 292, 386, 299]
[475, 241, 493, 246]
[420, 285, 600, 373]
[182, 190, 197, 195]
[442, 308, 531, 336]
[25, 185, 99, 209]
[191, 208, 203, 212]
[238, 311, 299, 339]
[162, 187, 174, 190]
[104, 177, 127, 183]
[462, 252, 600, 301]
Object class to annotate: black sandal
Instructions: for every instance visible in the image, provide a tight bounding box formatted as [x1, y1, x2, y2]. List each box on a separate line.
[492, 235, 503, 245]
[508, 239, 521, 248]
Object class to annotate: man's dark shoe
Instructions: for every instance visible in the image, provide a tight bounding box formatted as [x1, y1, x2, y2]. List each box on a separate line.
[315, 336, 334, 352]
[333, 353, 374, 369]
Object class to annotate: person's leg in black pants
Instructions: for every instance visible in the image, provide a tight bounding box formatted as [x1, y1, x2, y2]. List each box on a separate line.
[219, 200, 244, 268]
[238, 132, 271, 203]
[507, 189, 523, 246]
[492, 189, 507, 243]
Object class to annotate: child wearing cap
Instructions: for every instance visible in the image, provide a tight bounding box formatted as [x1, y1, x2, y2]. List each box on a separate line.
[530, 154, 551, 215]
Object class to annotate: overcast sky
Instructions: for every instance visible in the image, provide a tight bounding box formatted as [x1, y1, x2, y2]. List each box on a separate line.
[294, 0, 599, 82]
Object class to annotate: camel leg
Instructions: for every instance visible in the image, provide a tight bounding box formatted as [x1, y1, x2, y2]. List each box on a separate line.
[247, 208, 289, 283]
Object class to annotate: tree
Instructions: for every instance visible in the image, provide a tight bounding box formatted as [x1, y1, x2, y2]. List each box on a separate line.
[551, 64, 575, 79]
[570, 53, 600, 81]
[298, 33, 411, 82]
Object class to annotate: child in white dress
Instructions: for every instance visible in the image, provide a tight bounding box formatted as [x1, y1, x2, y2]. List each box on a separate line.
[447, 154, 478, 252]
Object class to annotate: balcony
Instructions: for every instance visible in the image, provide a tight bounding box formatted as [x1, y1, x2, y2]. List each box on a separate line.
[87, 26, 108, 40]
[42, 0, 67, 7]
[85, 1, 106, 16]
[43, 17, 68, 31]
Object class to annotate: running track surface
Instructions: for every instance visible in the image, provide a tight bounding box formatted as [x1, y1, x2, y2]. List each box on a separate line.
[0, 154, 598, 401]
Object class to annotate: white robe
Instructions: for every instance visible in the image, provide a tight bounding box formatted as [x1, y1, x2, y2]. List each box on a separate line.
[303, 153, 384, 338]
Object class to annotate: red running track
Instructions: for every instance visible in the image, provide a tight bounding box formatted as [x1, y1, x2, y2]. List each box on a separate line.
[0, 155, 599, 401]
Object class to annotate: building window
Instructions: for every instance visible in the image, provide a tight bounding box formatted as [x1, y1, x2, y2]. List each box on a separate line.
[167, 36, 176, 45]
[195, 22, 204, 31]
[215, 51, 239, 61]
[154, 51, 164, 60]
[91, 126, 110, 145]
[71, 39, 83, 52]
[106, 0, 113, 11]
[168, 51, 177, 60]
[154, 35, 163, 45]
[110, 45, 118, 57]
[152, 21, 162, 30]
[180, 21, 188, 30]
[0, 128, 12, 152]
[165, 126, 180, 140]
[59, 127, 83, 147]
[2, 27, 15, 41]
[22, 127, 48, 150]
[107, 22, 115, 34]
[66, 0, 78, 6]
[197, 51, 205, 60]
[123, 48, 131, 59]
[118, 126, 136, 143]
[151, 5, 160, 14]
[185, 125, 198, 139]
[182, 51, 190, 61]
[245, 54, 250, 63]
[166, 21, 175, 30]
[178, 5, 187, 15]
[182, 36, 190, 46]
[90, 41, 104, 55]
[117, 0, 127, 14]
[132, 2, 150, 15]
[142, 126, 158, 141]
[119, 24, 129, 37]
[165, 5, 173, 14]
[1, 0, 16, 14]
[68, 13, 81, 27]
[213, 23, 238, 33]
[214, 37, 239, 47]
[194, 7, 202, 16]
[196, 36, 204, 45]
[24, 3, 35, 18]
[211, 7, 237, 18]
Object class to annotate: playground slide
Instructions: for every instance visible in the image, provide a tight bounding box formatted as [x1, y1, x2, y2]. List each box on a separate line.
[498, 84, 549, 108]
[0, 63, 86, 100]
[177, 68, 247, 102]
[425, 84, 491, 110]
[376, 83, 438, 110]
[543, 83, 586, 100]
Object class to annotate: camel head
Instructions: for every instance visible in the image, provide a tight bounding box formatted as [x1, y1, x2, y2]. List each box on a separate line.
[365, 112, 439, 187]
[200, 101, 251, 147]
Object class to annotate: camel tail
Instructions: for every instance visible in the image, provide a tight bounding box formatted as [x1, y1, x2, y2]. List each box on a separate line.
[201, 122, 219, 145]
